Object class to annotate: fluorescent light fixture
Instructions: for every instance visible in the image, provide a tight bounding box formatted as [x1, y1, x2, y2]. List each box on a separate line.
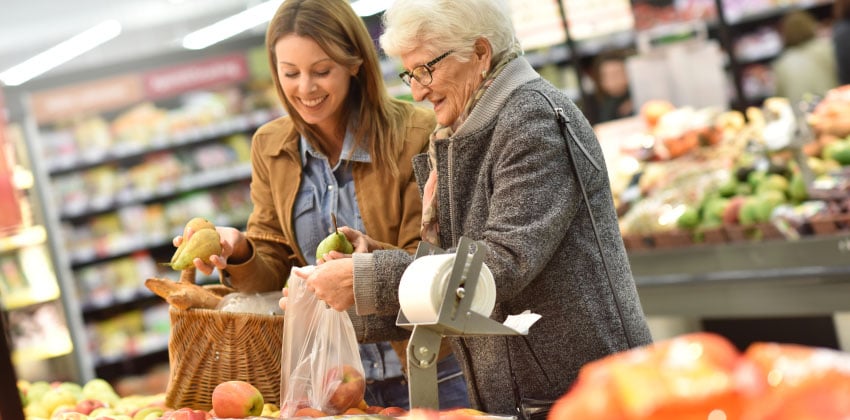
[182, 0, 283, 50]
[182, 0, 392, 51]
[351, 0, 394, 16]
[0, 20, 122, 86]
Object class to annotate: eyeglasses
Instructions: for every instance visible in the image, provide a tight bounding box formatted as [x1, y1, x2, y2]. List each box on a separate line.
[398, 50, 454, 87]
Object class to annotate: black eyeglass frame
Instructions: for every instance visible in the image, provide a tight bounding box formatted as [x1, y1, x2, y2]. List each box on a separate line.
[398, 50, 454, 86]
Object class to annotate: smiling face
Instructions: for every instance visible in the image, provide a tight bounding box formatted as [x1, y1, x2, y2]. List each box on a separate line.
[274, 34, 358, 139]
[400, 41, 491, 126]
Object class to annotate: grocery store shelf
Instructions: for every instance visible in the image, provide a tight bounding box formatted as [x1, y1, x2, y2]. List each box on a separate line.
[60, 163, 252, 220]
[1, 287, 60, 311]
[68, 216, 248, 269]
[724, 0, 833, 26]
[94, 339, 169, 368]
[12, 337, 73, 364]
[45, 109, 277, 176]
[94, 346, 169, 381]
[0, 225, 46, 254]
[631, 233, 850, 318]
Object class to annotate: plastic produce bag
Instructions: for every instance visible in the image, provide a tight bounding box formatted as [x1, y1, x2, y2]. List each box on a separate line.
[279, 266, 365, 417]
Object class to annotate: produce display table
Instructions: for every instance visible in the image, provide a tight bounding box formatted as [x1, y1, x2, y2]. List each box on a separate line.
[630, 232, 850, 317]
[629, 233, 850, 352]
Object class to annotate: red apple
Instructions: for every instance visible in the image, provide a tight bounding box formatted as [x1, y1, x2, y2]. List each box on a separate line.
[211, 381, 264, 418]
[293, 407, 327, 418]
[365, 405, 384, 414]
[323, 365, 366, 414]
[378, 406, 408, 417]
[168, 407, 208, 420]
[75, 399, 106, 415]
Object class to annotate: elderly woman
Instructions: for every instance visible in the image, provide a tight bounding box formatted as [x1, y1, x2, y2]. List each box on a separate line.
[294, 0, 653, 414]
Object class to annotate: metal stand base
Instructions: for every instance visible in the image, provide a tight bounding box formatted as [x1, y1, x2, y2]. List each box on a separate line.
[397, 237, 522, 409]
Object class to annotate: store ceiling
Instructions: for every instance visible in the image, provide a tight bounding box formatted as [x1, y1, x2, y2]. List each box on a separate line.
[0, 0, 269, 86]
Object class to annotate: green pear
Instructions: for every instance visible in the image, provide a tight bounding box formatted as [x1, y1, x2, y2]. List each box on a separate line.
[315, 213, 353, 259]
[316, 231, 354, 259]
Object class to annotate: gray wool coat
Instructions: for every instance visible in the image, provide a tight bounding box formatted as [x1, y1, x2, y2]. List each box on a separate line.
[349, 57, 653, 414]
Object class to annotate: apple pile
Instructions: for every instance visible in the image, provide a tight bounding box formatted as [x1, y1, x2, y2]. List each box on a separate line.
[16, 378, 282, 420]
[17, 378, 168, 420]
[549, 332, 850, 419]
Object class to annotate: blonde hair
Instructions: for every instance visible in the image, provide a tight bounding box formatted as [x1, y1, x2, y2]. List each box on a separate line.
[380, 0, 521, 68]
[266, 0, 415, 177]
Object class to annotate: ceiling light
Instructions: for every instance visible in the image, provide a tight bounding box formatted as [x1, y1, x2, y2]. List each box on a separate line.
[182, 0, 283, 50]
[351, 0, 394, 16]
[0, 20, 122, 87]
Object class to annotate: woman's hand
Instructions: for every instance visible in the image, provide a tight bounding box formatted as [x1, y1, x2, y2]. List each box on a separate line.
[292, 260, 356, 311]
[172, 226, 249, 276]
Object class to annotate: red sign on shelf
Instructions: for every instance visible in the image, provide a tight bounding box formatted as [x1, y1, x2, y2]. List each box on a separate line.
[0, 88, 24, 234]
[142, 53, 249, 100]
[29, 75, 144, 124]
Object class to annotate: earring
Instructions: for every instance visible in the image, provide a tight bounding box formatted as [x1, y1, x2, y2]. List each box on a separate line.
[481, 70, 487, 78]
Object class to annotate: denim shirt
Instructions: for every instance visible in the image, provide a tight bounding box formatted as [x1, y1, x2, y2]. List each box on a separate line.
[294, 132, 403, 382]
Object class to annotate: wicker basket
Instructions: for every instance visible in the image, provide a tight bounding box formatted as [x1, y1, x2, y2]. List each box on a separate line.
[164, 287, 285, 410]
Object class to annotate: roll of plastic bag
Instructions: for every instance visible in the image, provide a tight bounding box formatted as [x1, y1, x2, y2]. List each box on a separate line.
[398, 253, 496, 323]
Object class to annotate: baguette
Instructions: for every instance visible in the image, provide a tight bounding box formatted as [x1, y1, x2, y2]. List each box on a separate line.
[145, 272, 223, 310]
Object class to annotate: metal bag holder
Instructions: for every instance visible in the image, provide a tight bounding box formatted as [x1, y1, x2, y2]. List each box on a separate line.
[396, 237, 522, 409]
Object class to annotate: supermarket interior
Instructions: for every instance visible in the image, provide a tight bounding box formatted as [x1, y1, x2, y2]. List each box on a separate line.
[2, 0, 850, 418]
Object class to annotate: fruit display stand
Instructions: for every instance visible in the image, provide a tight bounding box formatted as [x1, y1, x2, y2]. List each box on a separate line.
[630, 232, 850, 318]
[595, 86, 850, 349]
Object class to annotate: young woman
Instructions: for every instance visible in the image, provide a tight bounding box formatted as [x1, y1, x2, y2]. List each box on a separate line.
[178, 0, 468, 410]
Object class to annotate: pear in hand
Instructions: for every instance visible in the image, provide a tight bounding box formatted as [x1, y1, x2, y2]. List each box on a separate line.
[316, 213, 354, 260]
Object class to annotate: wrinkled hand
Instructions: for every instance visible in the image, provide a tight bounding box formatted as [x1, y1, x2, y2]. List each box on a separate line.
[172, 226, 248, 276]
[292, 260, 355, 311]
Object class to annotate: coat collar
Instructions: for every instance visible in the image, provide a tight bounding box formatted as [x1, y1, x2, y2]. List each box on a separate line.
[455, 56, 540, 137]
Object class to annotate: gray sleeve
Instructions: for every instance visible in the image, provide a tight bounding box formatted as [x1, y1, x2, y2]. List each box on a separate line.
[349, 249, 416, 343]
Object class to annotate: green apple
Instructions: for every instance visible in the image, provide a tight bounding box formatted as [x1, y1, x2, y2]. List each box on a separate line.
[132, 407, 165, 420]
[82, 378, 120, 405]
[27, 381, 52, 404]
[56, 382, 83, 400]
[39, 390, 78, 418]
[90, 407, 119, 418]
[24, 403, 50, 419]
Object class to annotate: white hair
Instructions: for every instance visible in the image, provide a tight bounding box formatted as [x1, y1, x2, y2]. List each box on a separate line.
[379, 0, 521, 64]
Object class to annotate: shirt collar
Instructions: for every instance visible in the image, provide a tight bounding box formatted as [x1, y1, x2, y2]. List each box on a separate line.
[299, 128, 372, 166]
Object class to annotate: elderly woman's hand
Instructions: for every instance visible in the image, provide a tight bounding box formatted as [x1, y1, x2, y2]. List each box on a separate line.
[292, 260, 356, 311]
